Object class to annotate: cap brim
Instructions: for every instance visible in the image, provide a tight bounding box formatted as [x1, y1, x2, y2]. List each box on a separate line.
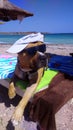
[7, 44, 28, 53]
[7, 33, 44, 53]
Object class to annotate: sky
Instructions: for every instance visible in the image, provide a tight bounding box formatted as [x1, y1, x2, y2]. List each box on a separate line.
[0, 0, 73, 33]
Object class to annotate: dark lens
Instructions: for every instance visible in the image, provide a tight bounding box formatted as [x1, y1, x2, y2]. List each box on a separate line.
[38, 44, 46, 52]
[26, 47, 36, 55]
[23, 44, 46, 55]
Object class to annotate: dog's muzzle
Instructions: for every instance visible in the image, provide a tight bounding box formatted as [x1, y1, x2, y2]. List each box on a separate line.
[38, 52, 48, 69]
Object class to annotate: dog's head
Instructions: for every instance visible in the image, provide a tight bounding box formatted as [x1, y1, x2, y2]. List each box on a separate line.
[7, 33, 47, 78]
[18, 41, 47, 72]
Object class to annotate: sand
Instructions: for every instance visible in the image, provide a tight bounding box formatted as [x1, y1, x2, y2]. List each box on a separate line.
[0, 44, 73, 130]
[0, 44, 73, 56]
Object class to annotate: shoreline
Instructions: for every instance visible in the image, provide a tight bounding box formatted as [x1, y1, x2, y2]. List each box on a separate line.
[0, 43, 73, 56]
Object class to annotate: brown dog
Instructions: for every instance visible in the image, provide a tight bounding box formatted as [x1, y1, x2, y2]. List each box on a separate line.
[8, 41, 47, 125]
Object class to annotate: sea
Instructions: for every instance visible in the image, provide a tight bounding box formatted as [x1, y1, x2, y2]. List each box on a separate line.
[0, 33, 73, 45]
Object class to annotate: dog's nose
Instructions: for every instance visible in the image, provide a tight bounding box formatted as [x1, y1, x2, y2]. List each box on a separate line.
[38, 52, 47, 67]
[40, 54, 46, 61]
[39, 52, 46, 59]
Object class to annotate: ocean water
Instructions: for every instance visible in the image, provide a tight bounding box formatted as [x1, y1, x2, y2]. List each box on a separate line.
[0, 33, 73, 44]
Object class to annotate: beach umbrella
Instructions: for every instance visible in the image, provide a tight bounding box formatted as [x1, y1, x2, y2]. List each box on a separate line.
[0, 0, 33, 22]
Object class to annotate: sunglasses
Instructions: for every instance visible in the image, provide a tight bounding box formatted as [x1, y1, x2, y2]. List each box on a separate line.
[20, 44, 46, 55]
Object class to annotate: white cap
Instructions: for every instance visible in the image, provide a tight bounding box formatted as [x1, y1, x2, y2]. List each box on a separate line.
[7, 33, 44, 53]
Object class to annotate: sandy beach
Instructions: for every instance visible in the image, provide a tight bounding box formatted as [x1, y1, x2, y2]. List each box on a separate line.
[0, 43, 73, 130]
[0, 44, 73, 56]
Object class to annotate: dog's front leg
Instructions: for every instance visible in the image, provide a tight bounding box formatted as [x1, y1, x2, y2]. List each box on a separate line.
[8, 74, 17, 99]
[12, 67, 44, 125]
[8, 82, 16, 99]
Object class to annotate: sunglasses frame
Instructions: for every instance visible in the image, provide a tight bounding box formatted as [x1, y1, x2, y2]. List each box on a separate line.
[19, 44, 46, 55]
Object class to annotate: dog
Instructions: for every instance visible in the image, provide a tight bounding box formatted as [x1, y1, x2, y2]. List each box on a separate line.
[8, 40, 47, 125]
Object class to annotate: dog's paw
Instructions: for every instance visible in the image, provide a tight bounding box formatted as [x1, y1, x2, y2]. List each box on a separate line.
[11, 106, 24, 126]
[8, 82, 16, 99]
